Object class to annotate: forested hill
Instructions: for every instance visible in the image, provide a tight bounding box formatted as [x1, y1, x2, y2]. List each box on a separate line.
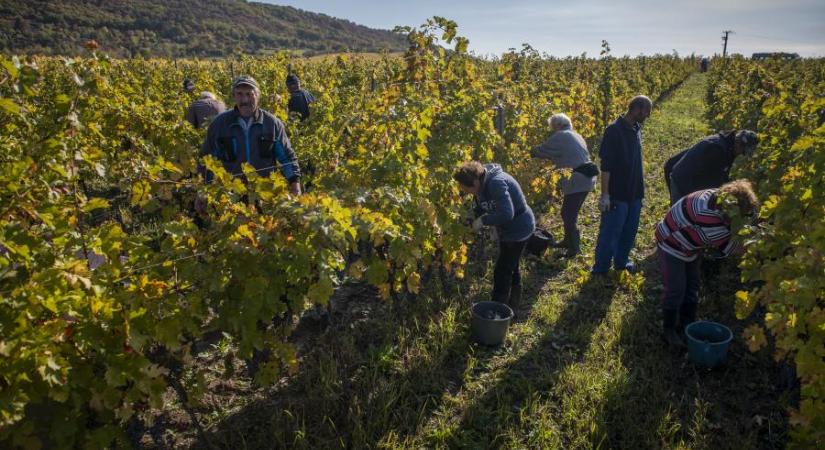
[0, 0, 408, 57]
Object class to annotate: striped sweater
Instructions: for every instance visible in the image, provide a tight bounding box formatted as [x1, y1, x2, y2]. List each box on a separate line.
[655, 189, 742, 262]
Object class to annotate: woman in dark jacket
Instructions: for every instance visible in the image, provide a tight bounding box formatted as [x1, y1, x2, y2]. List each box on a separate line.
[454, 161, 536, 309]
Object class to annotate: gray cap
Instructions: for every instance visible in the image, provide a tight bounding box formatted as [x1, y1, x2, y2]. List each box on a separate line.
[736, 130, 758, 155]
[231, 75, 259, 91]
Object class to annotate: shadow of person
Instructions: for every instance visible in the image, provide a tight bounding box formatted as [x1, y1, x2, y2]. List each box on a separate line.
[443, 274, 620, 447]
[190, 282, 481, 449]
[596, 252, 788, 449]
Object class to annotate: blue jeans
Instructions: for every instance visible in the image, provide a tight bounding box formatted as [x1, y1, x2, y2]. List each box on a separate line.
[592, 199, 642, 273]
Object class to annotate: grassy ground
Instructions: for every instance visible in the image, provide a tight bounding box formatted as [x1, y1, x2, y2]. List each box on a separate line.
[148, 73, 790, 449]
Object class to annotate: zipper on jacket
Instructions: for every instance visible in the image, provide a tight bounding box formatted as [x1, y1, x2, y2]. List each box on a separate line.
[245, 126, 251, 163]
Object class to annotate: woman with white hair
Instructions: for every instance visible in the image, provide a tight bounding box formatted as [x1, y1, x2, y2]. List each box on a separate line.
[185, 90, 225, 129]
[530, 113, 598, 256]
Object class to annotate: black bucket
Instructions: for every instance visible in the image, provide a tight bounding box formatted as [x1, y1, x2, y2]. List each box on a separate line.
[526, 228, 554, 256]
[471, 301, 514, 346]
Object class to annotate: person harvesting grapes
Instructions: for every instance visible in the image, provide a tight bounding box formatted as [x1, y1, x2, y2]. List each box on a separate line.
[286, 73, 316, 122]
[185, 91, 226, 129]
[454, 161, 536, 310]
[655, 179, 758, 349]
[592, 95, 652, 275]
[531, 113, 598, 256]
[199, 75, 302, 196]
[664, 130, 758, 204]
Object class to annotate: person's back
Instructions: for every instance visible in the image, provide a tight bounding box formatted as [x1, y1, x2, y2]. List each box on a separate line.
[663, 148, 689, 201]
[186, 92, 226, 128]
[670, 132, 735, 195]
[532, 129, 590, 169]
[288, 88, 314, 121]
[476, 163, 535, 243]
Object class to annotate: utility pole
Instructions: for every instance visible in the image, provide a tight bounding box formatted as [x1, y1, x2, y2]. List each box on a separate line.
[721, 30, 733, 57]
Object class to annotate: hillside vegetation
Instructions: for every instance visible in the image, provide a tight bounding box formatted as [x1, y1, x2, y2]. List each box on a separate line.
[0, 0, 408, 57]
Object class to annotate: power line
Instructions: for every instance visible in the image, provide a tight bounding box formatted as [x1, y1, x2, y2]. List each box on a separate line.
[735, 32, 817, 45]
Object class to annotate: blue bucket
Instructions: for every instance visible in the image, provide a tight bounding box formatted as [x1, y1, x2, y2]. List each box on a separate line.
[685, 321, 733, 368]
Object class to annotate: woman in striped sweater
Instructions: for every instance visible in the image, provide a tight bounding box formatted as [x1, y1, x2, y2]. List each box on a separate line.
[655, 179, 758, 349]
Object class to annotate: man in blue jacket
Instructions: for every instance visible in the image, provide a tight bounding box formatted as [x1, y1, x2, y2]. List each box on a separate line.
[593, 95, 652, 274]
[666, 130, 758, 204]
[200, 76, 301, 196]
[454, 162, 535, 309]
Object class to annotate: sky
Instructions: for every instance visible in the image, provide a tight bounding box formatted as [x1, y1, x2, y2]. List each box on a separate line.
[263, 0, 825, 57]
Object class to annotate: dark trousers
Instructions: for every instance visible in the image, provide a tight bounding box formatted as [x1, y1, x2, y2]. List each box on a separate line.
[658, 248, 701, 310]
[492, 238, 528, 302]
[560, 191, 589, 244]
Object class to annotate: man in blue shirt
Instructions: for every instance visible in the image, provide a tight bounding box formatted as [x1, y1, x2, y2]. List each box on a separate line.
[592, 95, 652, 274]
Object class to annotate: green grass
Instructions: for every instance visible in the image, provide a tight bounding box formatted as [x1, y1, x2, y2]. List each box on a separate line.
[154, 74, 789, 449]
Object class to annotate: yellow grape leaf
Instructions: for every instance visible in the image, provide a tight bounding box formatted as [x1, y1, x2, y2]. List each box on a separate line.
[406, 272, 421, 294]
[235, 224, 257, 245]
[130, 180, 152, 207]
[378, 283, 391, 300]
[347, 259, 365, 279]
[82, 197, 110, 212]
[734, 290, 756, 320]
[0, 97, 21, 115]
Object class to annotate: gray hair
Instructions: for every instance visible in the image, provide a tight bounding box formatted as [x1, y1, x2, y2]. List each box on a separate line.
[199, 91, 216, 100]
[547, 113, 573, 130]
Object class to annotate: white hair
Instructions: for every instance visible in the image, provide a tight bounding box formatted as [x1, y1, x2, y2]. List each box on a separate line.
[548, 113, 572, 130]
[199, 91, 216, 100]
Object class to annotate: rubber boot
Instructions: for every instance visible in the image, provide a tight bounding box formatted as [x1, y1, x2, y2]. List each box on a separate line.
[508, 284, 522, 310]
[678, 302, 698, 335]
[566, 230, 581, 257]
[662, 308, 686, 351]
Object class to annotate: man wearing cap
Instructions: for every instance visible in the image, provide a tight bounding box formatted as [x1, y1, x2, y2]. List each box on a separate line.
[200, 76, 301, 195]
[665, 130, 758, 204]
[183, 78, 196, 93]
[185, 91, 226, 129]
[286, 73, 315, 122]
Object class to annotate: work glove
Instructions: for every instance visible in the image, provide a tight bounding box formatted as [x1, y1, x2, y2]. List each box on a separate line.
[599, 194, 611, 212]
[289, 181, 302, 196]
[472, 217, 485, 232]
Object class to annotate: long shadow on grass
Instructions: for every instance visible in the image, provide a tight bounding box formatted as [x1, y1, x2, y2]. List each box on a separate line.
[189, 247, 569, 449]
[596, 253, 788, 449]
[189, 280, 485, 449]
[443, 274, 619, 447]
